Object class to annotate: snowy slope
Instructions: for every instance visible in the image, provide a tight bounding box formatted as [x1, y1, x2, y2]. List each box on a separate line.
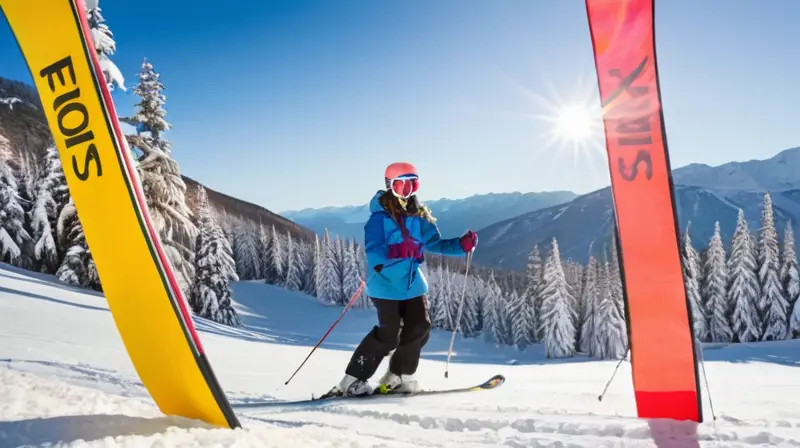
[1, 264, 800, 447]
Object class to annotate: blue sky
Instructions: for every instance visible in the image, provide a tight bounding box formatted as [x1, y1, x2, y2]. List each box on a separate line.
[2, 1, 799, 212]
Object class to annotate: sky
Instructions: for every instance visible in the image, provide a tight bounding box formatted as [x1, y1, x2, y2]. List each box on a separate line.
[2, 0, 800, 213]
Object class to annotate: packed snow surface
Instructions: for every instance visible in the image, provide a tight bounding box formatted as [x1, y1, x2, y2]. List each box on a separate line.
[1, 264, 800, 447]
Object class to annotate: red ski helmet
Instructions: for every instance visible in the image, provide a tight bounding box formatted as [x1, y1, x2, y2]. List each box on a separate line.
[384, 162, 419, 198]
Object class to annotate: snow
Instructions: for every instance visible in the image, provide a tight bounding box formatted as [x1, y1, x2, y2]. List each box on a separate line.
[0, 97, 22, 110]
[2, 264, 800, 446]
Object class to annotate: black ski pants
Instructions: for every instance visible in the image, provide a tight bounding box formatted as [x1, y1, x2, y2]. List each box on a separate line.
[345, 295, 432, 381]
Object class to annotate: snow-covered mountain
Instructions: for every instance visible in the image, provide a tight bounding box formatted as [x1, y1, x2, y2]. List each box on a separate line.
[673, 146, 800, 191]
[1, 263, 798, 446]
[475, 148, 800, 269]
[282, 191, 577, 241]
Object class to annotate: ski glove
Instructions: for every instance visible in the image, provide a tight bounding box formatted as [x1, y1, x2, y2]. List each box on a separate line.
[459, 230, 478, 253]
[374, 264, 383, 273]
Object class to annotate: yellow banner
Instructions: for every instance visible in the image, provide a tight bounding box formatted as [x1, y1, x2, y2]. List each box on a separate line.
[1, 0, 239, 428]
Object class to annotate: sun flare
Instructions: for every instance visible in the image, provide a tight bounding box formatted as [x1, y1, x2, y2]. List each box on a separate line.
[554, 105, 595, 143]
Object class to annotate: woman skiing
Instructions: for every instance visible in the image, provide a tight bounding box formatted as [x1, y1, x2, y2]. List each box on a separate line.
[325, 161, 478, 398]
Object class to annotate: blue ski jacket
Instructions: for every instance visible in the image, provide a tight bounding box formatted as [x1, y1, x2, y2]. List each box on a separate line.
[364, 190, 466, 300]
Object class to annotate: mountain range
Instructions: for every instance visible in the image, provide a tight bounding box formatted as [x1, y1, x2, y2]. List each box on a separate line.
[287, 146, 800, 270]
[282, 191, 577, 242]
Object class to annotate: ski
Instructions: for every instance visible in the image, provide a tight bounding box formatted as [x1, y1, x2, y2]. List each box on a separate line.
[232, 373, 504, 411]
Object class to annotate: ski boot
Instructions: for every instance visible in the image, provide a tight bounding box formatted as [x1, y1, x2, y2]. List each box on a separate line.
[318, 374, 373, 399]
[375, 371, 420, 395]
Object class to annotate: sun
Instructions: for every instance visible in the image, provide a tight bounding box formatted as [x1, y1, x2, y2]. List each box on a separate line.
[554, 105, 595, 143]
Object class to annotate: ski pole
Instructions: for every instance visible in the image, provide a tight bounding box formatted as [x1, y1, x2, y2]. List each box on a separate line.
[284, 279, 366, 385]
[283, 259, 403, 385]
[444, 249, 474, 378]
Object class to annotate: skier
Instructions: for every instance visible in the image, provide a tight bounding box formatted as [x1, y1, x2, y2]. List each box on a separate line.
[324, 161, 478, 398]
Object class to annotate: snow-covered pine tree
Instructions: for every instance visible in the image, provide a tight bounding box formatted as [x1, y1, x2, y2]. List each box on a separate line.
[525, 244, 544, 340]
[606, 235, 629, 351]
[231, 220, 261, 280]
[433, 266, 456, 330]
[459, 275, 481, 337]
[608, 232, 626, 320]
[340, 239, 363, 306]
[497, 290, 515, 345]
[727, 208, 762, 342]
[188, 186, 241, 327]
[124, 59, 197, 294]
[703, 221, 733, 343]
[317, 230, 342, 305]
[352, 241, 371, 309]
[14, 152, 38, 270]
[562, 261, 584, 325]
[682, 225, 709, 342]
[258, 224, 270, 279]
[481, 271, 504, 345]
[85, 0, 125, 91]
[0, 136, 31, 266]
[579, 255, 599, 354]
[758, 193, 789, 340]
[304, 234, 321, 297]
[264, 224, 284, 285]
[30, 147, 62, 273]
[595, 260, 627, 359]
[283, 230, 303, 291]
[509, 286, 535, 350]
[538, 238, 576, 358]
[781, 223, 800, 338]
[55, 198, 100, 290]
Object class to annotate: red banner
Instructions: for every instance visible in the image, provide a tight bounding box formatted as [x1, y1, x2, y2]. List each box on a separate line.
[585, 0, 703, 422]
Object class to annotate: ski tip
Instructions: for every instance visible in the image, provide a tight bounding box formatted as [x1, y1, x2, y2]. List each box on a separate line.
[479, 374, 505, 389]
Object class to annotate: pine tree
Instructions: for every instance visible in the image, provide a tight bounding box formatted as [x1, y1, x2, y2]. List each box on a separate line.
[258, 224, 270, 279]
[538, 238, 576, 358]
[85, 0, 125, 91]
[231, 220, 261, 280]
[0, 136, 31, 265]
[124, 59, 197, 294]
[341, 239, 362, 305]
[704, 222, 733, 343]
[758, 193, 789, 340]
[608, 232, 626, 320]
[304, 234, 321, 296]
[782, 224, 800, 338]
[682, 225, 708, 342]
[595, 261, 627, 359]
[728, 209, 762, 342]
[482, 272, 503, 344]
[317, 230, 342, 305]
[263, 225, 284, 284]
[433, 266, 456, 330]
[579, 255, 599, 354]
[525, 244, 544, 340]
[188, 187, 241, 327]
[55, 198, 100, 290]
[30, 145, 67, 274]
[283, 231, 303, 291]
[509, 287, 535, 350]
[14, 152, 38, 271]
[459, 275, 481, 337]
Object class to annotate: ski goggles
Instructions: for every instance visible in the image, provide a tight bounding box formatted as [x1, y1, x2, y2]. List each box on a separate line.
[387, 174, 420, 198]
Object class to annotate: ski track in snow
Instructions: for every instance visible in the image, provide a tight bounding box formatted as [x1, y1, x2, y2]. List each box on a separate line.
[1, 264, 800, 447]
